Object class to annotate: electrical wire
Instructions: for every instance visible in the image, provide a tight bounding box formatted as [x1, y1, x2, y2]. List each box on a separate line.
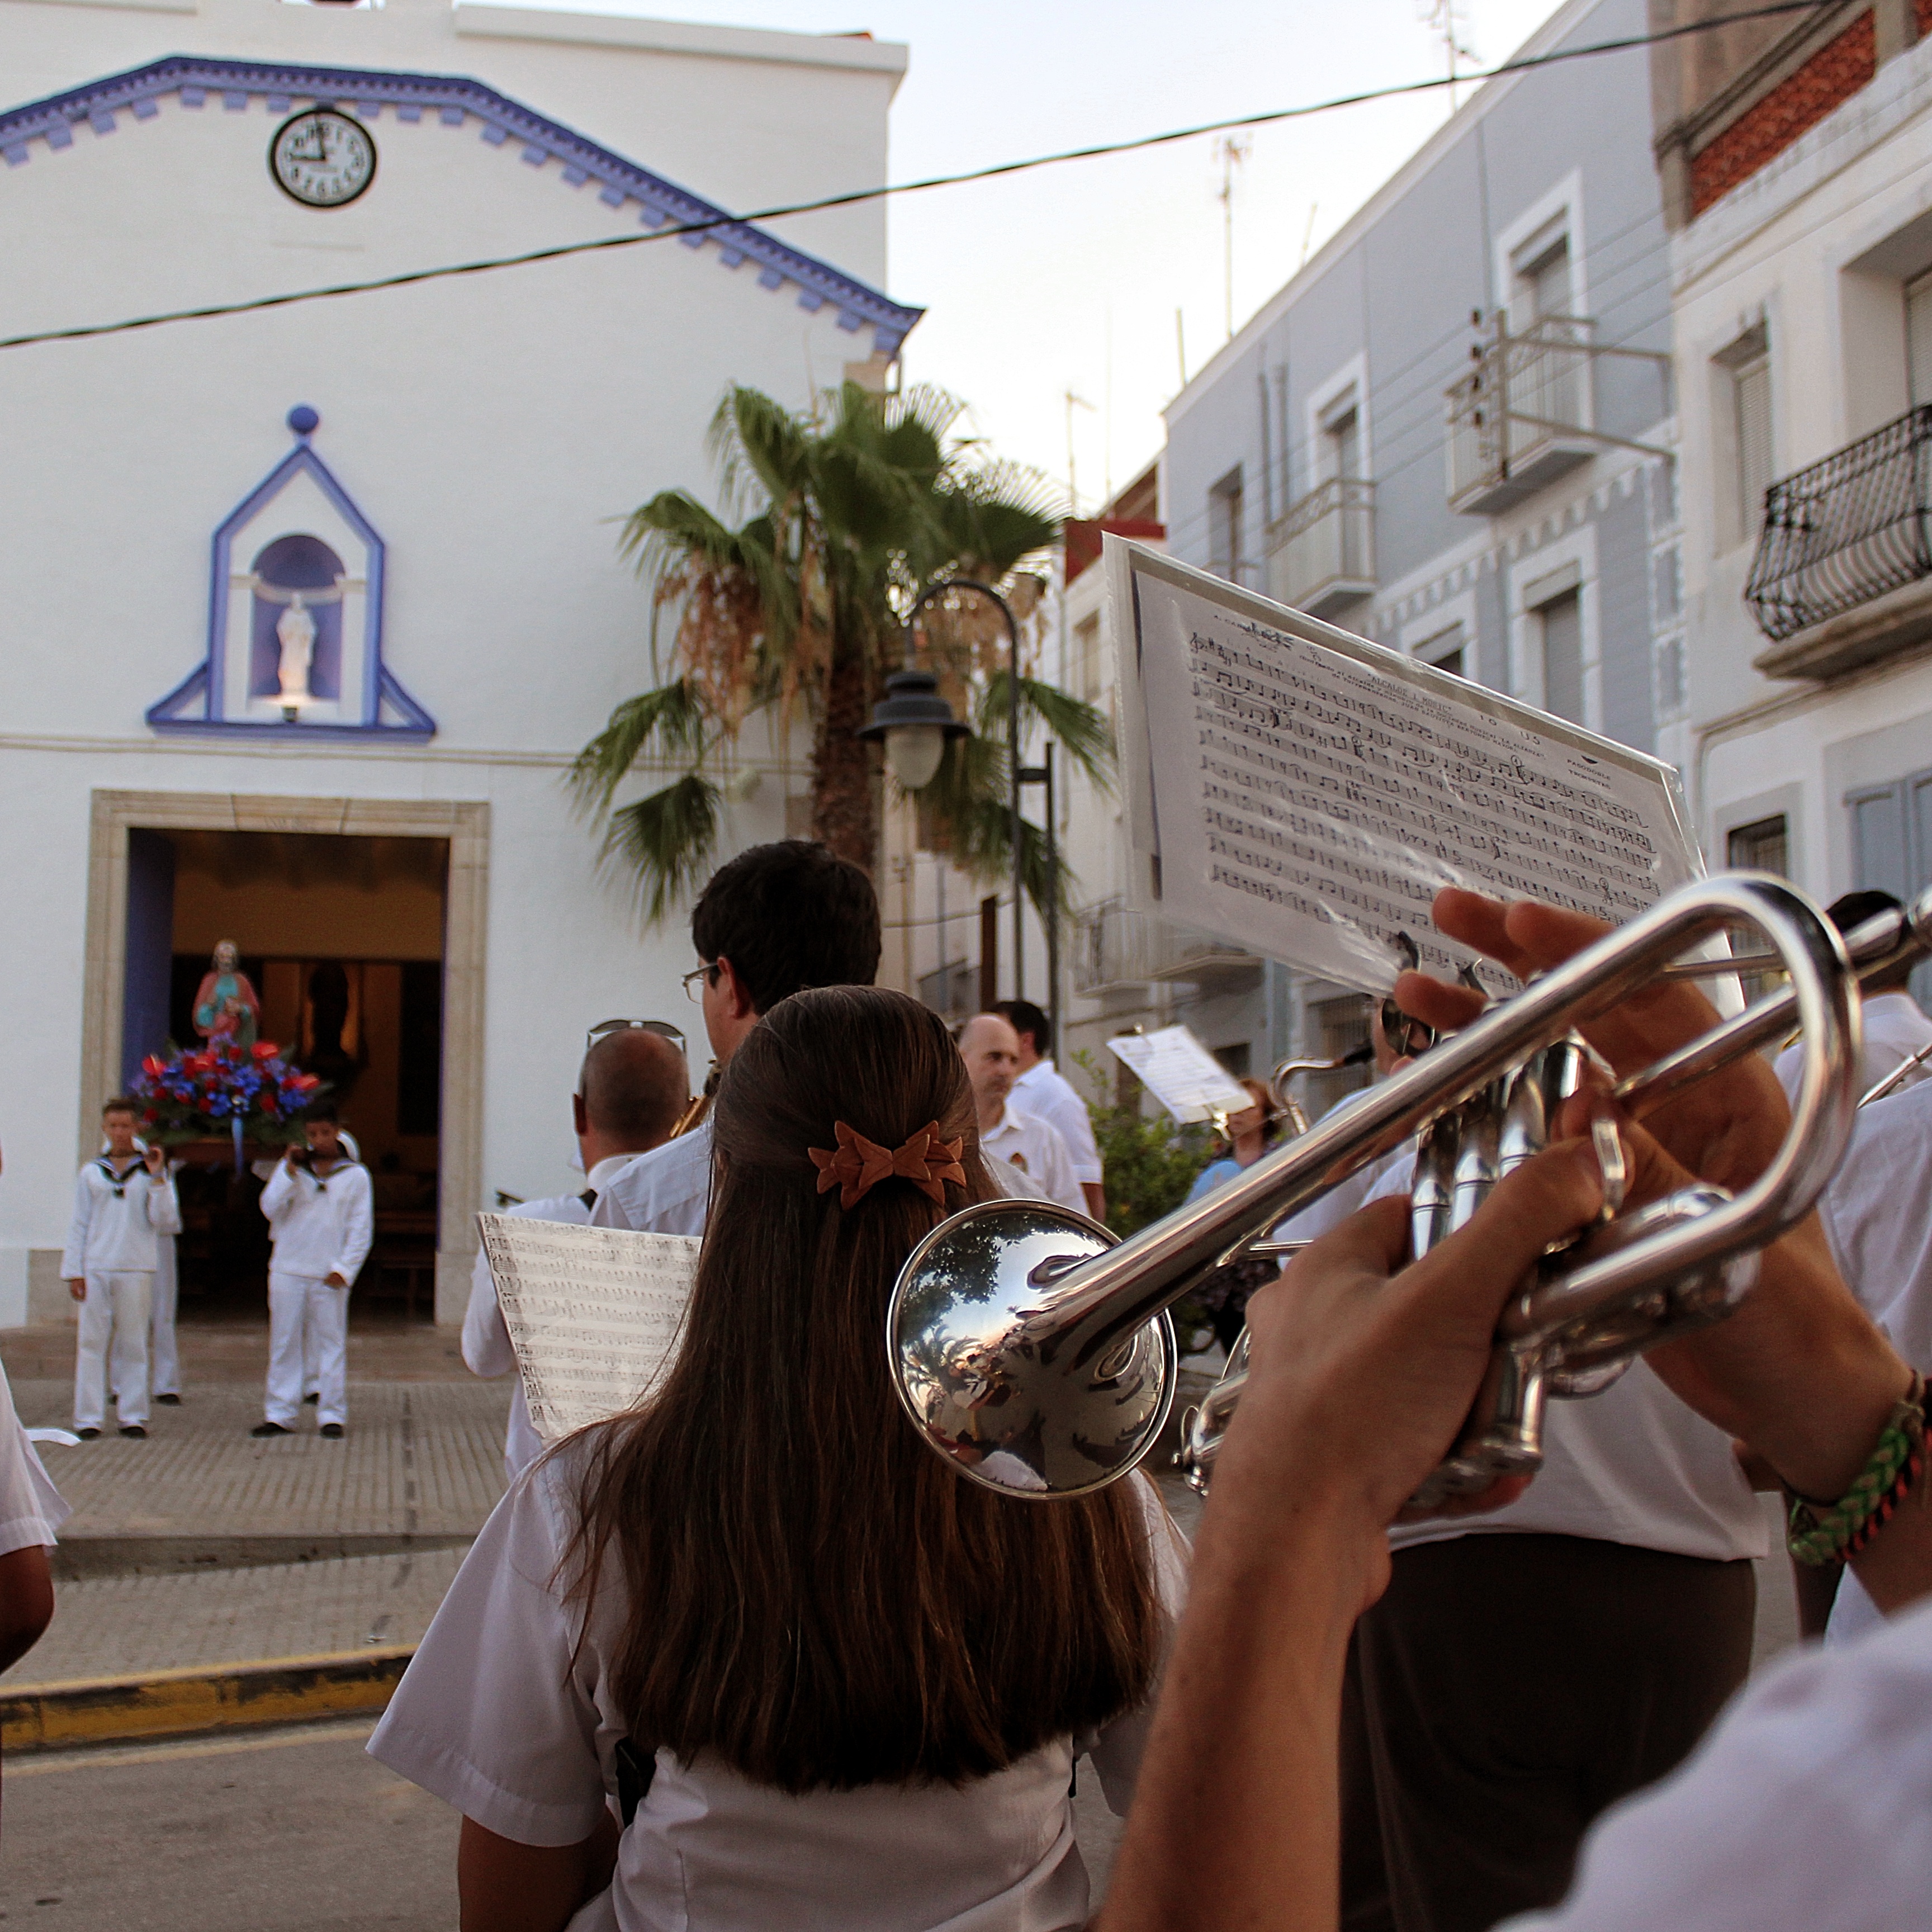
[0, 0, 1835, 353]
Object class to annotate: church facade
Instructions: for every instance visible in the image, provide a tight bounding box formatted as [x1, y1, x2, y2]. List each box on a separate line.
[0, 0, 913, 1324]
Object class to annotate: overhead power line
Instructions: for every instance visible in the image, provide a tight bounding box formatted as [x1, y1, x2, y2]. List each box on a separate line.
[0, 1, 1832, 353]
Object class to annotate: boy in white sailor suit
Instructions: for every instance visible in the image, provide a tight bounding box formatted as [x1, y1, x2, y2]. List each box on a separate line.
[60, 1097, 180, 1439]
[254, 1105, 372, 1441]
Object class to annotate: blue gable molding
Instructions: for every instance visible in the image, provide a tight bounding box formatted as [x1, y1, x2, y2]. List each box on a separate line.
[148, 408, 435, 744]
[0, 56, 922, 357]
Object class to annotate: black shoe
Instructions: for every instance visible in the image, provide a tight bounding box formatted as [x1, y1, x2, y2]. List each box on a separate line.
[75, 1427, 100, 1441]
[118, 1425, 147, 1439]
[156, 1393, 181, 1406]
[249, 1421, 291, 1438]
[303, 1393, 319, 1405]
[319, 1423, 345, 1439]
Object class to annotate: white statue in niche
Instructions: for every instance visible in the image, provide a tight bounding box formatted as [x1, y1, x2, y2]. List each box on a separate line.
[245, 574, 347, 720]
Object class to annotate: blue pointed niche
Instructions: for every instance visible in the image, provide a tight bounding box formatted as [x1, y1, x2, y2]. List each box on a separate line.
[148, 407, 434, 741]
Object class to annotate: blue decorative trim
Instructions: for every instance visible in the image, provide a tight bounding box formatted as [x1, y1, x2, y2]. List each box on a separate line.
[146, 409, 436, 744]
[0, 56, 922, 357]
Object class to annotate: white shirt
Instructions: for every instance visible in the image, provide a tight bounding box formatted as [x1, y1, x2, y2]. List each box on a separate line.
[1013, 1059, 1104, 1187]
[1361, 1154, 1766, 1562]
[1810, 1077, 1932, 1645]
[60, 1158, 181, 1277]
[259, 1158, 375, 1285]
[591, 1121, 712, 1237]
[0, 1360, 68, 1556]
[980, 1102, 1085, 1215]
[369, 1443, 1188, 1932]
[465, 1156, 633, 1481]
[1501, 1592, 1932, 1931]
[1776, 989, 1932, 1104]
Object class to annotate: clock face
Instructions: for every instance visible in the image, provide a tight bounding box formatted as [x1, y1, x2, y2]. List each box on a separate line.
[269, 110, 376, 210]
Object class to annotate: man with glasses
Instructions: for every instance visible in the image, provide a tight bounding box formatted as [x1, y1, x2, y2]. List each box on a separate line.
[462, 1021, 690, 1479]
[593, 840, 881, 1238]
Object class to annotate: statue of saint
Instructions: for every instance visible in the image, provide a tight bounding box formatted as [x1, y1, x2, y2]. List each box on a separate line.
[274, 596, 317, 712]
[193, 940, 261, 1049]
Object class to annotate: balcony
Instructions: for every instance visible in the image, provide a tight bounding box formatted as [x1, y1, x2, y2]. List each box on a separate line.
[1073, 898, 1261, 996]
[1446, 315, 1596, 516]
[1267, 476, 1376, 617]
[1745, 405, 1932, 681]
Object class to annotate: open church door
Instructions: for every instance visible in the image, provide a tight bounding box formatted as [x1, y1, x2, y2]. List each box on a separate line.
[122, 829, 176, 1090]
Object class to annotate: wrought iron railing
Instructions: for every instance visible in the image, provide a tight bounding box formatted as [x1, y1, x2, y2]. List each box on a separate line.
[1267, 476, 1376, 611]
[1445, 315, 1593, 510]
[1073, 898, 1258, 993]
[1744, 405, 1932, 642]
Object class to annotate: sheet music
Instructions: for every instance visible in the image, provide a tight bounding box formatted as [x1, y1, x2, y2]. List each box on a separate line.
[1106, 540, 1701, 995]
[477, 1214, 699, 1442]
[1106, 1026, 1254, 1125]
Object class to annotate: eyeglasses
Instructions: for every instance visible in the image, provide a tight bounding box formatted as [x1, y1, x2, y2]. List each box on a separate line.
[584, 1017, 688, 1054]
[681, 964, 721, 1004]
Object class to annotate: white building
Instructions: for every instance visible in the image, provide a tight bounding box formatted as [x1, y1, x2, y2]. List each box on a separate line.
[0, 0, 913, 1325]
[1657, 2, 1932, 941]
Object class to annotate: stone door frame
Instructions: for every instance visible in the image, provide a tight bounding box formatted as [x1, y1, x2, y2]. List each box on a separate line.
[80, 789, 488, 1325]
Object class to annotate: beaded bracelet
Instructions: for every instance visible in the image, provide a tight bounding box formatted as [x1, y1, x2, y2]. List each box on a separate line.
[1787, 1373, 1928, 1569]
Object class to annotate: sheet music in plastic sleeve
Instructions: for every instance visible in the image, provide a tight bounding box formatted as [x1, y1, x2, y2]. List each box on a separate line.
[477, 1214, 700, 1442]
[1105, 1026, 1254, 1125]
[1105, 539, 1701, 995]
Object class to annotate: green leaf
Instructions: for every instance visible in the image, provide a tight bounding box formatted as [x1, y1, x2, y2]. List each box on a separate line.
[567, 681, 709, 815]
[599, 775, 722, 925]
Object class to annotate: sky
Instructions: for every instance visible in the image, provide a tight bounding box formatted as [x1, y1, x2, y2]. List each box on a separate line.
[524, 0, 1576, 514]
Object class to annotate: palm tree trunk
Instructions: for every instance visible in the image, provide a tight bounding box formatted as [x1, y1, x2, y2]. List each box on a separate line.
[812, 634, 878, 874]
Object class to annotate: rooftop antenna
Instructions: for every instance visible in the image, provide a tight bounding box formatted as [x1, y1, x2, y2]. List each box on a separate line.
[1064, 389, 1096, 520]
[1215, 132, 1251, 341]
[1419, 0, 1479, 115]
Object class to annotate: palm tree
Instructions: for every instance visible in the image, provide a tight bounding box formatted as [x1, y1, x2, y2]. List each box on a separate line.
[569, 381, 1114, 920]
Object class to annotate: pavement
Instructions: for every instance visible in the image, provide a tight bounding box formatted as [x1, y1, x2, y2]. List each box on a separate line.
[0, 1320, 509, 1701]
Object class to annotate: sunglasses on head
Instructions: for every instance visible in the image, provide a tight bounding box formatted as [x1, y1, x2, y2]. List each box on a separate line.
[584, 1017, 688, 1055]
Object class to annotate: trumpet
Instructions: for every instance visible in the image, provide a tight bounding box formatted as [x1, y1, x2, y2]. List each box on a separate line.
[888, 875, 1873, 1507]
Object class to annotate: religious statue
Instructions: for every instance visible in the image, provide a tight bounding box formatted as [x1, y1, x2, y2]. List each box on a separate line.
[193, 940, 261, 1049]
[274, 596, 317, 714]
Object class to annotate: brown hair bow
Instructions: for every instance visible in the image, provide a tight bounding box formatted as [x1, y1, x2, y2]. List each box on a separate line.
[808, 1120, 966, 1210]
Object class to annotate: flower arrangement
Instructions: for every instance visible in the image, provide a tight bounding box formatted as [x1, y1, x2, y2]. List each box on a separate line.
[131, 1040, 325, 1150]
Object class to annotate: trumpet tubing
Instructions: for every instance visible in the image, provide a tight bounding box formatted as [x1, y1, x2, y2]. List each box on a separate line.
[888, 875, 1863, 1507]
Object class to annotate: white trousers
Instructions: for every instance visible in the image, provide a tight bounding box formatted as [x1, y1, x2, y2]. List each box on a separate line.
[266, 1271, 348, 1427]
[149, 1234, 179, 1398]
[76, 1270, 152, 1429]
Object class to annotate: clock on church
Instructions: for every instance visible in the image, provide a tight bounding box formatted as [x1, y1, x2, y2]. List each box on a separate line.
[268, 109, 376, 209]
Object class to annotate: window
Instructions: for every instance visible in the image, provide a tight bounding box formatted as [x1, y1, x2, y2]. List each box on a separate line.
[1726, 814, 1789, 876]
[1209, 466, 1245, 586]
[1848, 766, 1932, 1005]
[1513, 225, 1574, 324]
[1907, 269, 1932, 409]
[1299, 993, 1373, 1121]
[1715, 324, 1773, 549]
[1072, 612, 1109, 705]
[1414, 621, 1466, 680]
[1320, 397, 1362, 482]
[1537, 589, 1584, 724]
[1212, 1042, 1252, 1079]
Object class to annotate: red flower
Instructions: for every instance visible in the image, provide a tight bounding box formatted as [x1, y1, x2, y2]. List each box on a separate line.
[141, 1055, 165, 1077]
[252, 1041, 277, 1061]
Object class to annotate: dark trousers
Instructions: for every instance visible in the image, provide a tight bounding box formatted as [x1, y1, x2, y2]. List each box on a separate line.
[1341, 1532, 1755, 1932]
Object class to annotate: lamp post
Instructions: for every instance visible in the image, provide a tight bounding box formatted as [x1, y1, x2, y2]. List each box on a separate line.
[864, 578, 1031, 1002]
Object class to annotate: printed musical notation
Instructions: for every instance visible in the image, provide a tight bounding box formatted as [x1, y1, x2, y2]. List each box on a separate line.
[1115, 549, 1698, 995]
[477, 1214, 699, 1442]
[1105, 1026, 1254, 1126]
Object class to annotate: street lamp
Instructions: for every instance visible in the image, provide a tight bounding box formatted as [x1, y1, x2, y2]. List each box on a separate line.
[866, 579, 1040, 1000]
[859, 666, 966, 792]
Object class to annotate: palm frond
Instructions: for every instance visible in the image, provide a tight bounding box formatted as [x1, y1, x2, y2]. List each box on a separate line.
[710, 385, 815, 515]
[978, 671, 1116, 791]
[599, 774, 722, 925]
[567, 680, 710, 815]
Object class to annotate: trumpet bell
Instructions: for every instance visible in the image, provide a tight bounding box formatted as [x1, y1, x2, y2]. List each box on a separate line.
[888, 1198, 1178, 1498]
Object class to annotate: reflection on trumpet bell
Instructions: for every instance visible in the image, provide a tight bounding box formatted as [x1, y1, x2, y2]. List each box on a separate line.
[888, 873, 1861, 1507]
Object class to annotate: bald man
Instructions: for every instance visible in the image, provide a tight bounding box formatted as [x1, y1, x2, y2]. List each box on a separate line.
[463, 1026, 690, 1478]
[957, 1013, 1085, 1215]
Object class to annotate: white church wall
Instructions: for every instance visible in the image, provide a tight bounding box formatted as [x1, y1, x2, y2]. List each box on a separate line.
[0, 0, 912, 1322]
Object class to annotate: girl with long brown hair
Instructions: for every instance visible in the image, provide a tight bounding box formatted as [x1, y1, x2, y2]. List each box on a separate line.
[372, 986, 1185, 1931]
